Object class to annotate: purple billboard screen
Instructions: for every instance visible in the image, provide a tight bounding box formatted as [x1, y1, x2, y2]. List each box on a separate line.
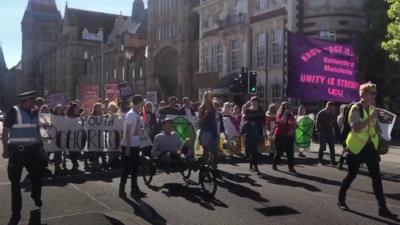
[287, 32, 360, 103]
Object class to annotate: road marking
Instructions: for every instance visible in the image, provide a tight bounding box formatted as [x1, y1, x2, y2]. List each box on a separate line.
[0, 181, 10, 186]
[19, 210, 101, 225]
[69, 183, 112, 210]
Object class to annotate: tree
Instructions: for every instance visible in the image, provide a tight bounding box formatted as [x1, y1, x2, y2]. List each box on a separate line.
[358, 0, 391, 83]
[382, 0, 400, 61]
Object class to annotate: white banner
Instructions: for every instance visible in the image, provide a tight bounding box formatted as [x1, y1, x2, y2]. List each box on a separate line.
[39, 114, 152, 152]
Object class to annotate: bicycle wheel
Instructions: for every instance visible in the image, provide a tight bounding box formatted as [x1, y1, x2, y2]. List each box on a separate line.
[199, 165, 217, 197]
[142, 158, 155, 185]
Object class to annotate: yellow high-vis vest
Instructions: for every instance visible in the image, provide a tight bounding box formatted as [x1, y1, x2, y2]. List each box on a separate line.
[345, 104, 379, 155]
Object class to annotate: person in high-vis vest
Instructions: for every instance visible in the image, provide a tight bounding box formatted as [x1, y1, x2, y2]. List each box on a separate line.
[1, 91, 43, 225]
[338, 83, 398, 219]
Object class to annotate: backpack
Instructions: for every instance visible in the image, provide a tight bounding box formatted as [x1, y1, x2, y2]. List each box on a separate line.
[341, 102, 363, 146]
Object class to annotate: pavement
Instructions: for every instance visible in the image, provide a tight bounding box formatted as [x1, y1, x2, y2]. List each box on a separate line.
[1, 122, 400, 225]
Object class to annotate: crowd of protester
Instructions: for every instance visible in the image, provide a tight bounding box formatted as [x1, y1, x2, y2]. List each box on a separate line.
[3, 80, 399, 221]
[32, 90, 353, 179]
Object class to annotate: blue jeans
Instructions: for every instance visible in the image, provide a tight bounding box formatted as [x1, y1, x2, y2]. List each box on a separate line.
[200, 131, 219, 169]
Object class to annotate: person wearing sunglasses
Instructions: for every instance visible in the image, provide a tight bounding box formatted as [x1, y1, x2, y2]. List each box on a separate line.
[338, 82, 398, 218]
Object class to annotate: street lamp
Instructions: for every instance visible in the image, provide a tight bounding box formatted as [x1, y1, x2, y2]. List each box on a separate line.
[122, 44, 134, 84]
[99, 28, 105, 99]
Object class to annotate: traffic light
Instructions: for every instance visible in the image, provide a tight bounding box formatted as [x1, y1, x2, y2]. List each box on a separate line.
[229, 68, 254, 94]
[248, 72, 257, 94]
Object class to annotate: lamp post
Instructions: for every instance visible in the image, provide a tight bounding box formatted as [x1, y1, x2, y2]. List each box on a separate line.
[122, 44, 135, 90]
[99, 28, 105, 99]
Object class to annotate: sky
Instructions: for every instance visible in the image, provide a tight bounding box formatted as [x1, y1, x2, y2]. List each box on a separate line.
[0, 0, 147, 69]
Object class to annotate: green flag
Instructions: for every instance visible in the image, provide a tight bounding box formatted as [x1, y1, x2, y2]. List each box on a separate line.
[172, 116, 197, 144]
[295, 116, 314, 148]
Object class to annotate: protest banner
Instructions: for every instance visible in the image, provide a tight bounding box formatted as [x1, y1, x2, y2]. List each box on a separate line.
[287, 32, 360, 102]
[80, 85, 99, 113]
[49, 93, 66, 109]
[295, 114, 315, 148]
[39, 114, 152, 152]
[118, 82, 133, 99]
[146, 91, 158, 106]
[222, 117, 243, 154]
[104, 84, 120, 102]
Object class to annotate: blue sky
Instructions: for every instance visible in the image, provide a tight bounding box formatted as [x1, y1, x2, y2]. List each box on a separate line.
[0, 0, 147, 68]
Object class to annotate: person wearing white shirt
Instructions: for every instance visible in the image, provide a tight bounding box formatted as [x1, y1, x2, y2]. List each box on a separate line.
[119, 95, 146, 198]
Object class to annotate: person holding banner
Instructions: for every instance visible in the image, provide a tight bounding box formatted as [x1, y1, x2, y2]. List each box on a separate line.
[53, 104, 66, 175]
[66, 102, 83, 172]
[120, 95, 147, 198]
[2, 91, 43, 225]
[338, 82, 398, 218]
[89, 103, 107, 170]
[107, 102, 122, 169]
[272, 102, 296, 173]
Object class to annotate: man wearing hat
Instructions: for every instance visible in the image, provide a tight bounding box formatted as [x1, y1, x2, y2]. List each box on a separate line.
[2, 91, 43, 225]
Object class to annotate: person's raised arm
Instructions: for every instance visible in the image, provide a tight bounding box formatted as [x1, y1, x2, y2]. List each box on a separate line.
[351, 107, 377, 133]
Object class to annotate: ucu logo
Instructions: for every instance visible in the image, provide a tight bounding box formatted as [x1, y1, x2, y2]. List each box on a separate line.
[328, 88, 343, 97]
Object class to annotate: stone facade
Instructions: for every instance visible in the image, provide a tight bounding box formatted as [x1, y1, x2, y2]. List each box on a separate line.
[302, 0, 365, 42]
[36, 0, 147, 101]
[195, 0, 294, 104]
[1, 62, 21, 110]
[0, 46, 9, 108]
[147, 0, 200, 100]
[21, 0, 62, 94]
[195, 0, 366, 104]
[2, 0, 367, 108]
[87, 1, 147, 97]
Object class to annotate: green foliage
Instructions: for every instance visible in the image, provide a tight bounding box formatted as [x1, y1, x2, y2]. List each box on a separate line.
[358, 0, 391, 82]
[382, 0, 400, 61]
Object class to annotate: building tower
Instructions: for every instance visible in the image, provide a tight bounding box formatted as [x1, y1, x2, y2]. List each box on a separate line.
[0, 45, 6, 75]
[132, 0, 146, 22]
[0, 45, 8, 107]
[21, 0, 62, 94]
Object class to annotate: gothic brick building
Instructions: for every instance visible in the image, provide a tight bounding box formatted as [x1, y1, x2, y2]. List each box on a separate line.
[146, 0, 200, 100]
[21, 0, 62, 93]
[3, 0, 147, 104]
[0, 46, 9, 108]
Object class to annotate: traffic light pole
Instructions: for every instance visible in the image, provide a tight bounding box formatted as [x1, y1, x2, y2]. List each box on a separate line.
[264, 64, 269, 107]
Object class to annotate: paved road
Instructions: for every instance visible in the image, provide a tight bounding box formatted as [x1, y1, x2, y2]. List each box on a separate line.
[0, 141, 400, 225]
[1, 122, 400, 225]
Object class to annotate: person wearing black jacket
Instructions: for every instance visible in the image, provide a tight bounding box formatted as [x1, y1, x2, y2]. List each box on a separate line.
[241, 97, 265, 174]
[179, 97, 196, 117]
